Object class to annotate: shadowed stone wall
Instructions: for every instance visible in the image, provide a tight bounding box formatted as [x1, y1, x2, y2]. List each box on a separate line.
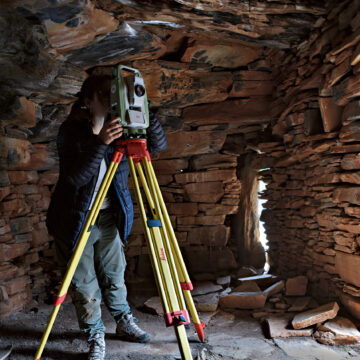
[0, 2, 286, 318]
[259, 0, 360, 319]
[6, 0, 360, 321]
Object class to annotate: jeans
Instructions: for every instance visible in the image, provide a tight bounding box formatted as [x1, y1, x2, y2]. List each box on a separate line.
[55, 208, 131, 340]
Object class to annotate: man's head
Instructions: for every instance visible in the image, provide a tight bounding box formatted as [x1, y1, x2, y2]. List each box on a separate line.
[81, 74, 112, 116]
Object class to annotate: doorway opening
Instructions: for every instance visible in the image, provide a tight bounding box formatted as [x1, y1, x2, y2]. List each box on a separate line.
[258, 179, 270, 273]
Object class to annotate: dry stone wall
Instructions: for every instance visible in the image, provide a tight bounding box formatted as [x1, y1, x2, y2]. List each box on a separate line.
[0, 5, 276, 318]
[96, 58, 273, 284]
[259, 0, 360, 318]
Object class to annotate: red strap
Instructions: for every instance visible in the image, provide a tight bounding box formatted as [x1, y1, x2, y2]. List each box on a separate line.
[181, 282, 193, 291]
[54, 293, 67, 306]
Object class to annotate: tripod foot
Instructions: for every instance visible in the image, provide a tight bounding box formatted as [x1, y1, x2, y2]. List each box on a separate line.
[194, 322, 205, 343]
[0, 345, 12, 360]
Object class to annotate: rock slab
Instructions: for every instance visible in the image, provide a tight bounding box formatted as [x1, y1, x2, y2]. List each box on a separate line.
[263, 280, 285, 298]
[335, 251, 360, 287]
[193, 292, 220, 312]
[314, 316, 360, 345]
[285, 276, 308, 296]
[292, 302, 340, 330]
[220, 291, 267, 309]
[192, 281, 223, 296]
[266, 314, 314, 338]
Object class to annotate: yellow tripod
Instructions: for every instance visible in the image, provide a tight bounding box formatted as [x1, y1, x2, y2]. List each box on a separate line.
[34, 139, 204, 360]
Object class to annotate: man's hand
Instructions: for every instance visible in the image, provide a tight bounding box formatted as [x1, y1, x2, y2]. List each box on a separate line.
[98, 117, 123, 145]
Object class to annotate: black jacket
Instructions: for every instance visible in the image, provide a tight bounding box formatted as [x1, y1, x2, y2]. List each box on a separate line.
[46, 112, 167, 248]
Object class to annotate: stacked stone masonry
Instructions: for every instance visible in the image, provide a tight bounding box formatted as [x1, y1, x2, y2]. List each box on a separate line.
[259, 0, 360, 319]
[0, 1, 280, 318]
[1, 0, 360, 321]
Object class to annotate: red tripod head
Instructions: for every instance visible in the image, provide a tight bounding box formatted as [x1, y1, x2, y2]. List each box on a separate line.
[113, 139, 151, 164]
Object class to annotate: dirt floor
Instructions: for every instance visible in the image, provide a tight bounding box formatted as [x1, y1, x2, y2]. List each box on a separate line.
[1, 295, 360, 360]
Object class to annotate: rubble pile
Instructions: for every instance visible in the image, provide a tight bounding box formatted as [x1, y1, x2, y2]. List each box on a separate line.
[142, 272, 360, 346]
[240, 275, 360, 345]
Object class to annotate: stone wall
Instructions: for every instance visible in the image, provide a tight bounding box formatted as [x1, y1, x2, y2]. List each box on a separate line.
[0, 7, 274, 318]
[259, 0, 360, 317]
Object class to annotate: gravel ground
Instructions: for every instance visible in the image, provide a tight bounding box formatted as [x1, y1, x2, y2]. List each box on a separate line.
[1, 300, 360, 360]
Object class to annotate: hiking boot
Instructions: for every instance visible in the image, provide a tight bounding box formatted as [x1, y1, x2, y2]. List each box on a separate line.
[116, 313, 150, 343]
[88, 333, 106, 360]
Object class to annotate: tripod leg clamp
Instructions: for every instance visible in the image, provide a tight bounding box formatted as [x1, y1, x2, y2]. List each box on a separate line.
[54, 293, 67, 306]
[180, 282, 193, 291]
[147, 219, 162, 228]
[164, 310, 190, 327]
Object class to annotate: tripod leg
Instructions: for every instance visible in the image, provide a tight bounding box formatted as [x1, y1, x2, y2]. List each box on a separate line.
[143, 158, 205, 342]
[34, 159, 121, 360]
[175, 325, 193, 360]
[128, 157, 170, 314]
[128, 157, 192, 360]
[136, 161, 186, 311]
[145, 159, 191, 285]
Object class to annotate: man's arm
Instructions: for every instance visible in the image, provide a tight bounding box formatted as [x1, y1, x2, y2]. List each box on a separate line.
[147, 111, 167, 153]
[57, 121, 108, 187]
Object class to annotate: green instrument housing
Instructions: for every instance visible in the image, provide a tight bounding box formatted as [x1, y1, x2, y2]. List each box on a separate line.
[109, 65, 150, 140]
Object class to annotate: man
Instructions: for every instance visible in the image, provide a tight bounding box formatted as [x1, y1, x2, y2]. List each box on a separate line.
[46, 74, 167, 359]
